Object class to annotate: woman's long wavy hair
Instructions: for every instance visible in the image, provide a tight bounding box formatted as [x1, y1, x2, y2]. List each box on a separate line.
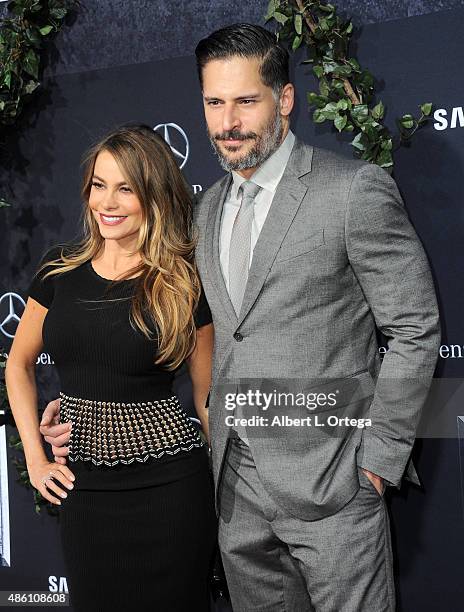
[36, 124, 201, 370]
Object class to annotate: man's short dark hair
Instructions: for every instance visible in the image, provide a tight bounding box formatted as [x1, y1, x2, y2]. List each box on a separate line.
[195, 23, 289, 96]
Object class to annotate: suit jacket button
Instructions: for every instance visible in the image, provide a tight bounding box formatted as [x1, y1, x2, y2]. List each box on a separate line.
[233, 332, 243, 342]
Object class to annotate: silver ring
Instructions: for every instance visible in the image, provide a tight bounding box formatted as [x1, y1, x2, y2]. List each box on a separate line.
[41, 471, 56, 486]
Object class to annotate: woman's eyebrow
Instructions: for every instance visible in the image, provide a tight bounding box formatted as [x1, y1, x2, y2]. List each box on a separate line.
[92, 174, 128, 186]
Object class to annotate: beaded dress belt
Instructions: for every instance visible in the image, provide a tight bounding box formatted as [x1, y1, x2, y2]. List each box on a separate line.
[59, 391, 204, 467]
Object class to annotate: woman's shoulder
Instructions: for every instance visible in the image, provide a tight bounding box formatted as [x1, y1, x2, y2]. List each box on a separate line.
[28, 243, 82, 309]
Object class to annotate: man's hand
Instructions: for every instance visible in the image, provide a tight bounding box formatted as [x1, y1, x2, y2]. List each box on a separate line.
[39, 398, 71, 466]
[362, 468, 385, 496]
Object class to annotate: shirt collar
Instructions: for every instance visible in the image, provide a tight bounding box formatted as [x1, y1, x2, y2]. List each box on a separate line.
[230, 129, 295, 201]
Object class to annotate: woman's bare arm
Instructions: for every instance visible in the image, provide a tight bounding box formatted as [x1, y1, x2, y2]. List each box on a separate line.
[5, 297, 75, 504]
[186, 323, 214, 445]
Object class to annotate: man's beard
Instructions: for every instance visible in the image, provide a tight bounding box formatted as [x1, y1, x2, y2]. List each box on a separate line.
[208, 105, 284, 172]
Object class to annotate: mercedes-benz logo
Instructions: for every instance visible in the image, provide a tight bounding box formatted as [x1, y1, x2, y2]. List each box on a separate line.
[0, 293, 26, 339]
[153, 123, 190, 169]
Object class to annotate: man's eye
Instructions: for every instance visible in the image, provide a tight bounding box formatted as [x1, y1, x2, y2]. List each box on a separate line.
[207, 100, 220, 106]
[240, 99, 255, 105]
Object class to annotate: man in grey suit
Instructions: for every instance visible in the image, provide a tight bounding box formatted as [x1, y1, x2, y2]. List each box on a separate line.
[192, 23, 440, 611]
[41, 23, 440, 612]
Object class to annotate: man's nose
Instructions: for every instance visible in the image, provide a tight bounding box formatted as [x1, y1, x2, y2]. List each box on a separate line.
[222, 105, 241, 133]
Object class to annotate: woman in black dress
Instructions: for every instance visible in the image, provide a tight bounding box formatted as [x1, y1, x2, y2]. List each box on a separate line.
[5, 125, 217, 611]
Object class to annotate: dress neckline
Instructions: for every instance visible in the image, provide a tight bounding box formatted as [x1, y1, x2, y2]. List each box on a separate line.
[87, 259, 141, 283]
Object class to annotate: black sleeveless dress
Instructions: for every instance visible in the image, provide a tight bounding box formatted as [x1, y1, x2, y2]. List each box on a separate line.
[28, 245, 217, 612]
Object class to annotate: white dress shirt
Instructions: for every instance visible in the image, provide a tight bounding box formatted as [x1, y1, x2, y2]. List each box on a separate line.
[219, 129, 296, 291]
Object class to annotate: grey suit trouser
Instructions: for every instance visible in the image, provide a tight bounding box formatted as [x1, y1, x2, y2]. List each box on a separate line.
[218, 436, 396, 612]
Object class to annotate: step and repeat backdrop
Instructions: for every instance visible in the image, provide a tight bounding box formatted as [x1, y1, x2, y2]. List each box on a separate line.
[0, 6, 464, 611]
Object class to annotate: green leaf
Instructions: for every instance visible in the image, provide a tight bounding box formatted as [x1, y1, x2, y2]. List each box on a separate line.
[313, 108, 326, 123]
[361, 150, 375, 163]
[49, 8, 68, 20]
[351, 132, 367, 151]
[39, 25, 54, 36]
[319, 78, 330, 98]
[322, 60, 337, 74]
[321, 101, 338, 120]
[307, 92, 318, 104]
[29, 0, 42, 13]
[294, 14, 302, 35]
[3, 71, 11, 89]
[347, 58, 360, 72]
[334, 113, 347, 132]
[273, 11, 288, 25]
[23, 49, 39, 79]
[8, 62, 19, 77]
[420, 102, 432, 116]
[400, 114, 414, 129]
[319, 18, 330, 31]
[359, 71, 374, 90]
[377, 149, 394, 168]
[265, 0, 279, 20]
[307, 92, 328, 108]
[292, 35, 302, 51]
[313, 65, 324, 78]
[336, 99, 349, 111]
[351, 104, 369, 123]
[25, 27, 42, 46]
[371, 101, 385, 120]
[380, 138, 393, 151]
[345, 22, 353, 34]
[363, 123, 378, 141]
[24, 80, 40, 95]
[323, 47, 335, 60]
[331, 64, 353, 77]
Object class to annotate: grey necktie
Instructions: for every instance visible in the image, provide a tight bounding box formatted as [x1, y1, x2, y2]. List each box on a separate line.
[228, 180, 261, 316]
[228, 180, 261, 445]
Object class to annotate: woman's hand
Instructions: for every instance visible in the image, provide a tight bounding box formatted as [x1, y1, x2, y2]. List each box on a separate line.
[28, 460, 75, 505]
[39, 398, 71, 466]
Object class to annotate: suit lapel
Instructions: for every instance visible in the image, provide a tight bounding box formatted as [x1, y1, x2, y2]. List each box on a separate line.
[203, 174, 238, 324]
[202, 138, 314, 328]
[238, 139, 314, 324]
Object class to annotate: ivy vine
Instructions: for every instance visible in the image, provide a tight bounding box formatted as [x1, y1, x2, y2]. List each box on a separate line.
[0, 0, 78, 514]
[0, 0, 77, 127]
[265, 0, 432, 171]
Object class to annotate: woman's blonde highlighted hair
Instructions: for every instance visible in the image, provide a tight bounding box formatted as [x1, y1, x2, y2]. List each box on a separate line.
[36, 124, 201, 370]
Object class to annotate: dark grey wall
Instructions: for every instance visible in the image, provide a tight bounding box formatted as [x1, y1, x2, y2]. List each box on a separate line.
[2, 0, 464, 76]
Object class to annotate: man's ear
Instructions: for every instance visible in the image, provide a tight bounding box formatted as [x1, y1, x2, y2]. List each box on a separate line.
[280, 83, 294, 117]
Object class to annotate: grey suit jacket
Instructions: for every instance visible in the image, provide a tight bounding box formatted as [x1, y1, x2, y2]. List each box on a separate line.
[194, 138, 440, 521]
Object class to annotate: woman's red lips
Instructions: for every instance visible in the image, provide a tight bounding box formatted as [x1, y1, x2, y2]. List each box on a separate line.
[99, 213, 127, 226]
